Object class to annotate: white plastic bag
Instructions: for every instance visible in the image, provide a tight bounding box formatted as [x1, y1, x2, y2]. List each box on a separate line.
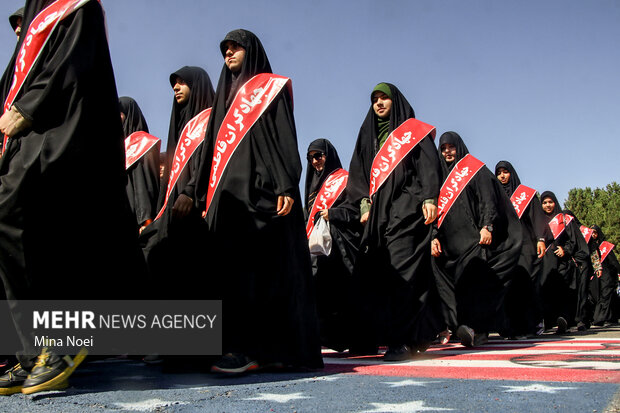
[308, 216, 332, 256]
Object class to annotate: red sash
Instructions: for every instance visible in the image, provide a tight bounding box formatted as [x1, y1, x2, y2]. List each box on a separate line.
[125, 132, 160, 169]
[580, 225, 593, 244]
[510, 185, 537, 219]
[205, 74, 291, 214]
[369, 118, 435, 198]
[2, 0, 93, 154]
[305, 168, 348, 238]
[600, 241, 615, 264]
[548, 213, 567, 240]
[436, 154, 485, 228]
[154, 108, 211, 221]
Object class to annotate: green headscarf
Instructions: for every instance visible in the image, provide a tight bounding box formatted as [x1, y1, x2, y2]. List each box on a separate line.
[372, 83, 392, 148]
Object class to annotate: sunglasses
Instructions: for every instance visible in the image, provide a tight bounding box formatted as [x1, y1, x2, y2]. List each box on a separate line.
[307, 152, 325, 162]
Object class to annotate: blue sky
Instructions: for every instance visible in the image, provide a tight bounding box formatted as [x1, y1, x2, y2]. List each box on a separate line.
[3, 0, 619, 203]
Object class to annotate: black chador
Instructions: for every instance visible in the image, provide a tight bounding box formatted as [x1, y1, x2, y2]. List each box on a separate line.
[120, 96, 160, 230]
[432, 133, 521, 345]
[539, 191, 587, 330]
[0, 0, 145, 385]
[193, 29, 322, 370]
[494, 161, 547, 337]
[562, 209, 593, 329]
[139, 67, 214, 298]
[346, 83, 443, 357]
[305, 139, 361, 352]
[589, 225, 620, 326]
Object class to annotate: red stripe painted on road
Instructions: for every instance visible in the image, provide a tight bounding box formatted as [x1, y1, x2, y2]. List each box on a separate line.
[323, 364, 620, 383]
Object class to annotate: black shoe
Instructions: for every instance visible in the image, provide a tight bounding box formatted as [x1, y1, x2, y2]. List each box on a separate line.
[457, 325, 475, 347]
[411, 341, 431, 354]
[556, 317, 568, 334]
[0, 364, 29, 396]
[383, 345, 413, 362]
[577, 322, 587, 332]
[210, 353, 259, 374]
[21, 347, 88, 395]
[474, 332, 489, 346]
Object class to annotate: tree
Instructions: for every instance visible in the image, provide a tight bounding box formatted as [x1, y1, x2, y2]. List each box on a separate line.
[565, 182, 620, 247]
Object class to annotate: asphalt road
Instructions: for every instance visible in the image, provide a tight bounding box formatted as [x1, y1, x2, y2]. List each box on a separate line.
[0, 325, 618, 412]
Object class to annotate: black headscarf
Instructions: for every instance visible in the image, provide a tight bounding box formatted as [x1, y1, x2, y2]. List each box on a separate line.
[9, 7, 24, 31]
[438, 131, 470, 177]
[304, 138, 342, 212]
[495, 160, 521, 197]
[591, 225, 606, 242]
[119, 96, 149, 137]
[218, 29, 272, 108]
[167, 66, 215, 149]
[540, 191, 562, 217]
[159, 66, 214, 207]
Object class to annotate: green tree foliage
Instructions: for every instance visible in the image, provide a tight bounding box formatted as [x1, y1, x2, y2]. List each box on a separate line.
[564, 182, 620, 247]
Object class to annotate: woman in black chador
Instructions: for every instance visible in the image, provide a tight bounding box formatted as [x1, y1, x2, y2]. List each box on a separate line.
[538, 191, 588, 332]
[305, 139, 361, 352]
[192, 29, 322, 373]
[140, 66, 214, 298]
[0, 0, 145, 394]
[589, 225, 620, 326]
[431, 133, 521, 347]
[346, 83, 442, 361]
[495, 161, 547, 337]
[119, 96, 160, 232]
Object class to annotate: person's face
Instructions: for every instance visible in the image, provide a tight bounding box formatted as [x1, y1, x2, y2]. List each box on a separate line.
[223, 41, 246, 73]
[372, 92, 392, 119]
[14, 17, 22, 37]
[542, 197, 556, 214]
[440, 143, 457, 163]
[592, 230, 598, 240]
[496, 167, 511, 185]
[120, 111, 126, 123]
[172, 77, 191, 105]
[307, 151, 326, 172]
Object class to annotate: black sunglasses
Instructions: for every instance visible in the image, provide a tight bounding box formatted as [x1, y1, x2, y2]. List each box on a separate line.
[307, 152, 325, 162]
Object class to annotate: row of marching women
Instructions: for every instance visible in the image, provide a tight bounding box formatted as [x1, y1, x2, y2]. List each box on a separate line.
[1, 0, 618, 397]
[303, 83, 620, 361]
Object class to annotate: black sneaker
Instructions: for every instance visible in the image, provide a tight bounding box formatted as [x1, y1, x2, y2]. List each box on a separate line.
[0, 364, 29, 396]
[456, 325, 475, 347]
[210, 353, 259, 374]
[556, 317, 568, 334]
[383, 345, 414, 362]
[21, 347, 88, 395]
[577, 322, 587, 332]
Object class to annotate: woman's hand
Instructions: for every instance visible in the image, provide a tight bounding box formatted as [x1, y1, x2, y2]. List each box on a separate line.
[431, 238, 442, 257]
[479, 227, 492, 245]
[0, 106, 31, 137]
[277, 195, 294, 216]
[360, 211, 370, 225]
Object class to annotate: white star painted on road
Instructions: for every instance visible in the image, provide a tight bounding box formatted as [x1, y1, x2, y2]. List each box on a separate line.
[360, 400, 454, 412]
[244, 392, 310, 403]
[298, 375, 342, 383]
[501, 384, 577, 393]
[114, 399, 188, 411]
[382, 379, 441, 387]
